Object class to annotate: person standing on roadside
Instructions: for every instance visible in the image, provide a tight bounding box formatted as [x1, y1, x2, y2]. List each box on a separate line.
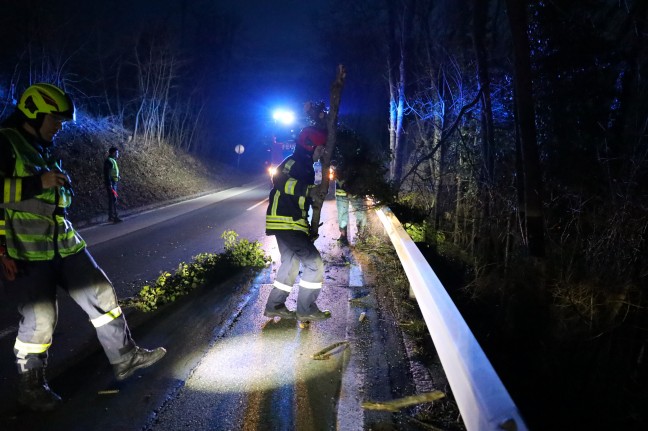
[334, 179, 368, 245]
[0, 83, 166, 413]
[104, 146, 122, 223]
[263, 126, 332, 321]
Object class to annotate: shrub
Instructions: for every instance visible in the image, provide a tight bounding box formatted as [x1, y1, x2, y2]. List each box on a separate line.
[127, 230, 270, 312]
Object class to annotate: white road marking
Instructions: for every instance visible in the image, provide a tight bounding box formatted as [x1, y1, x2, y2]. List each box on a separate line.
[247, 198, 268, 211]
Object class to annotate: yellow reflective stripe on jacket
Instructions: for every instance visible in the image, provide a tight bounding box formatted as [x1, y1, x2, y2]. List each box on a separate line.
[4, 177, 23, 202]
[266, 189, 310, 233]
[265, 215, 309, 233]
[90, 306, 122, 328]
[335, 188, 347, 197]
[0, 219, 5, 236]
[284, 178, 297, 194]
[282, 159, 295, 174]
[14, 338, 51, 354]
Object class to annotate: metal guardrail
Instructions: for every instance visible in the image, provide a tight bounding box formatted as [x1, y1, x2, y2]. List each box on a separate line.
[376, 206, 528, 431]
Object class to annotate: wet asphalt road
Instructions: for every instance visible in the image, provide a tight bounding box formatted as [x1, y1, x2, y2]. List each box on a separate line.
[0, 182, 418, 430]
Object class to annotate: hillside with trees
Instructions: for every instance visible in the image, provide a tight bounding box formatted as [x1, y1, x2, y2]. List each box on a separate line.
[1, 1, 647, 429]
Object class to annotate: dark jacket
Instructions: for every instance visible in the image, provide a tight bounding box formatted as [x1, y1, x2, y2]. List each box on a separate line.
[265, 152, 315, 235]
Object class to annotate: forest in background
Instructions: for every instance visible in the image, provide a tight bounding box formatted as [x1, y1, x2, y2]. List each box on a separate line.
[329, 2, 648, 429]
[1, 1, 647, 429]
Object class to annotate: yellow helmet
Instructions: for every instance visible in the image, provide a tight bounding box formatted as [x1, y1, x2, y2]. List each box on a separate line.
[18, 83, 75, 120]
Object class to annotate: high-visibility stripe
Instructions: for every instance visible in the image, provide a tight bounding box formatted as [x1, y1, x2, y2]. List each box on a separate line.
[273, 281, 293, 292]
[336, 189, 347, 196]
[282, 159, 295, 174]
[266, 215, 309, 233]
[14, 338, 51, 354]
[90, 306, 122, 328]
[299, 279, 322, 289]
[284, 178, 297, 195]
[4, 178, 10, 201]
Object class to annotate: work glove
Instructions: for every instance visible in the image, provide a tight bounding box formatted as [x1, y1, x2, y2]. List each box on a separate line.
[0, 246, 17, 281]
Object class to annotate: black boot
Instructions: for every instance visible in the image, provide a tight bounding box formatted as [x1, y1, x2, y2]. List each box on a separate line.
[264, 287, 291, 316]
[264, 305, 296, 319]
[296, 286, 331, 320]
[113, 346, 167, 381]
[17, 368, 62, 412]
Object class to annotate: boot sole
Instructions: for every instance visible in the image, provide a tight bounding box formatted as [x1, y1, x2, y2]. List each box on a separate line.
[263, 312, 296, 319]
[296, 311, 332, 321]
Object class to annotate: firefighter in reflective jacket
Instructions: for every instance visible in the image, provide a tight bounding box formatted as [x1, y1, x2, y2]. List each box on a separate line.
[264, 126, 331, 321]
[0, 83, 166, 412]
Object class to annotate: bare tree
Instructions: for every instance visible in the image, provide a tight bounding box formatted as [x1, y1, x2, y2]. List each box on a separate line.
[386, 0, 415, 182]
[505, 0, 545, 258]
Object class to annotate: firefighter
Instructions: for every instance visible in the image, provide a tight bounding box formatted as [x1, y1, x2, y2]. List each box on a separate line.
[0, 83, 166, 412]
[264, 126, 331, 321]
[104, 146, 122, 222]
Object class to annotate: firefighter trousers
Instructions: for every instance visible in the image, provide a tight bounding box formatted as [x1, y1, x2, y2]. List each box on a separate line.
[336, 194, 368, 231]
[5, 248, 135, 372]
[266, 230, 324, 315]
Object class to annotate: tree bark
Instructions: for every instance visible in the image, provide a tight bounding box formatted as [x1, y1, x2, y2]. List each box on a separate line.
[506, 0, 545, 258]
[473, 0, 497, 261]
[309, 65, 347, 240]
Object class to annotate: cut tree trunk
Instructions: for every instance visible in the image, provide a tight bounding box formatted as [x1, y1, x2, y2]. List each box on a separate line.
[309, 65, 346, 240]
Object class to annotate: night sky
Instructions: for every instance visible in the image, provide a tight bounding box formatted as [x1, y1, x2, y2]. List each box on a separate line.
[0, 0, 386, 168]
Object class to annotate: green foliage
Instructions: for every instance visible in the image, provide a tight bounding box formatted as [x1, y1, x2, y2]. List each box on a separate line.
[221, 230, 271, 268]
[404, 220, 446, 245]
[404, 222, 426, 242]
[333, 127, 395, 205]
[130, 230, 270, 312]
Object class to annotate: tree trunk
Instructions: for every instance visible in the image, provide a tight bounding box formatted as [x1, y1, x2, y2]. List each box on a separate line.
[387, 0, 413, 183]
[473, 0, 495, 187]
[309, 65, 347, 240]
[473, 0, 499, 262]
[506, 0, 545, 258]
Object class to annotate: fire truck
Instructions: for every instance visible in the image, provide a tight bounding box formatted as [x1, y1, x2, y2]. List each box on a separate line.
[267, 132, 296, 176]
[265, 109, 323, 183]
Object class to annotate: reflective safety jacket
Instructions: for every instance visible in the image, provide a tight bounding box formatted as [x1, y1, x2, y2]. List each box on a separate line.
[104, 156, 119, 186]
[335, 181, 347, 197]
[0, 128, 86, 260]
[266, 154, 315, 235]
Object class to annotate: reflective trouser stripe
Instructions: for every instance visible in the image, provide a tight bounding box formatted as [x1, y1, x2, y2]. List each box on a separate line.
[90, 306, 122, 328]
[14, 338, 51, 354]
[273, 280, 293, 292]
[299, 279, 322, 289]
